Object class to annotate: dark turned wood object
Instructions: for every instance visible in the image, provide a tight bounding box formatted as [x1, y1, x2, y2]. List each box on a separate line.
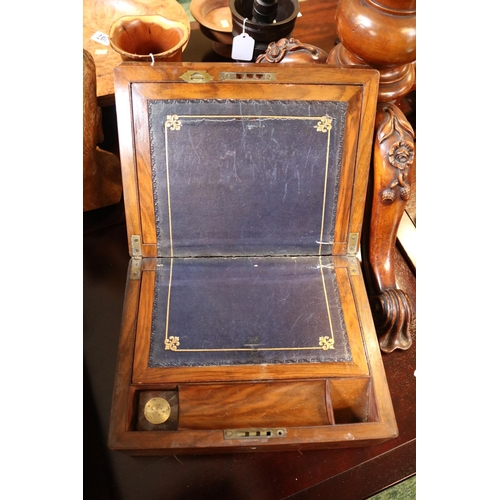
[327, 0, 416, 352]
[251, 0, 278, 23]
[230, 0, 301, 59]
[83, 49, 122, 211]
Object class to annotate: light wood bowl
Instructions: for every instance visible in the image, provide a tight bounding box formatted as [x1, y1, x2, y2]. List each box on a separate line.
[109, 15, 189, 62]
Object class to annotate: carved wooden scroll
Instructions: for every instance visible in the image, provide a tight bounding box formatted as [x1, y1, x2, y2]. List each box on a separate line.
[363, 102, 415, 352]
[256, 37, 328, 64]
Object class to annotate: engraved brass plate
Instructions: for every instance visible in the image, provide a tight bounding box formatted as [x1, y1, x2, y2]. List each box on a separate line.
[224, 428, 287, 439]
[179, 70, 214, 83]
[144, 397, 171, 424]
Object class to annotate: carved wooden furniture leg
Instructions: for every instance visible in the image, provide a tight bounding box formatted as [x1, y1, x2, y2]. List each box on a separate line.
[327, 0, 416, 352]
[366, 103, 414, 352]
[83, 49, 122, 211]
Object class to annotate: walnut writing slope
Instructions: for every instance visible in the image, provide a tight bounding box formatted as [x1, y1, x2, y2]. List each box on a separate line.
[108, 62, 397, 454]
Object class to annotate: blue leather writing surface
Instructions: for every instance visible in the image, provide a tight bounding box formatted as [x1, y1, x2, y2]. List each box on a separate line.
[149, 256, 351, 367]
[149, 99, 347, 257]
[146, 98, 351, 367]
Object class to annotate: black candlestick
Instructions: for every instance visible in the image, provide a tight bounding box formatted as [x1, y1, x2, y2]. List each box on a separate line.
[252, 0, 279, 24]
[230, 0, 300, 60]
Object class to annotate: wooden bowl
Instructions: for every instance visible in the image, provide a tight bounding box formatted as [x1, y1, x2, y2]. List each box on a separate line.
[190, 0, 233, 57]
[109, 15, 190, 61]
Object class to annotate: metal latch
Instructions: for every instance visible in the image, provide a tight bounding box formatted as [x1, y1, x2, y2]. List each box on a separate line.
[224, 428, 286, 440]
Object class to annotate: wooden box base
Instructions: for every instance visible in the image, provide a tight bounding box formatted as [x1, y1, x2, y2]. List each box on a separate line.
[108, 62, 397, 454]
[109, 259, 397, 454]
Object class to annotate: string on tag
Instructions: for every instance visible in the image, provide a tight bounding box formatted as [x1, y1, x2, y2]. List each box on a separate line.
[242, 17, 248, 34]
[149, 53, 155, 66]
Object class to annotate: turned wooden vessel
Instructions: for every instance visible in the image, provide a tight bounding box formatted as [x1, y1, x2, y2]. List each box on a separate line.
[328, 0, 416, 102]
[190, 0, 233, 58]
[109, 15, 190, 62]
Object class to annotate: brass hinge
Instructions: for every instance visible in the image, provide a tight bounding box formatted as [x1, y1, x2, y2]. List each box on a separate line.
[347, 255, 360, 276]
[347, 233, 360, 275]
[130, 235, 142, 280]
[130, 258, 142, 280]
[347, 232, 359, 254]
[131, 235, 142, 258]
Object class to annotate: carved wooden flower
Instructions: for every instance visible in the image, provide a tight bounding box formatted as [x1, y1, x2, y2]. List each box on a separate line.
[388, 141, 414, 170]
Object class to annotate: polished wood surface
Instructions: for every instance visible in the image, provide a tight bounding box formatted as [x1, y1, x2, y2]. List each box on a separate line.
[328, 0, 416, 102]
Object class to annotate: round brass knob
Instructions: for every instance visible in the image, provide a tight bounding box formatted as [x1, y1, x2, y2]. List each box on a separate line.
[144, 397, 171, 424]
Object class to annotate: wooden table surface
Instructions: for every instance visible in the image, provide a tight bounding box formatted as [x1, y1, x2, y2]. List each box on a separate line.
[83, 1, 416, 498]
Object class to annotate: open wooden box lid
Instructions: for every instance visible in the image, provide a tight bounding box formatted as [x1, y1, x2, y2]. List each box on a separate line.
[109, 62, 397, 454]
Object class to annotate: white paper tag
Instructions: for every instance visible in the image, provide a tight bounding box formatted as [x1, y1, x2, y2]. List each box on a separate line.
[231, 33, 255, 61]
[91, 31, 110, 46]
